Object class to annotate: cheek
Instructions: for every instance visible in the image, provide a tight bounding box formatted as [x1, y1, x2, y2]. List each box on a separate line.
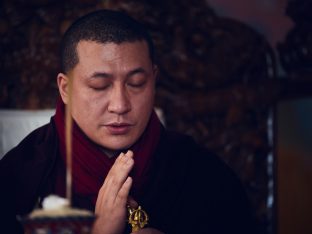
[72, 83, 107, 108]
[133, 90, 154, 111]
[71, 93, 101, 122]
[132, 91, 155, 125]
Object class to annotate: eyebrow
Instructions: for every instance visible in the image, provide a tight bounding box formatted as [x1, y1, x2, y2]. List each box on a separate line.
[90, 67, 147, 79]
[90, 72, 112, 79]
[127, 67, 147, 78]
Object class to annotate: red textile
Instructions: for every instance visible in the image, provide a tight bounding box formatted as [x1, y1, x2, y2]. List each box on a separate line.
[53, 98, 162, 205]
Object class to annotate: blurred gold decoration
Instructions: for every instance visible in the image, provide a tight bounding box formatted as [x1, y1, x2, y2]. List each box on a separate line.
[127, 205, 149, 232]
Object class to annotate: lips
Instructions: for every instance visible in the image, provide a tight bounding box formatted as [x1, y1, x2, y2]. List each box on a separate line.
[105, 123, 132, 135]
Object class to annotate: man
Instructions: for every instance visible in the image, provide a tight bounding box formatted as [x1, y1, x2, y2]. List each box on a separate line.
[0, 10, 255, 234]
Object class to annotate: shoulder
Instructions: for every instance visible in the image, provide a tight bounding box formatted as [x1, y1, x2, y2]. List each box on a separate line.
[157, 129, 247, 197]
[158, 129, 231, 173]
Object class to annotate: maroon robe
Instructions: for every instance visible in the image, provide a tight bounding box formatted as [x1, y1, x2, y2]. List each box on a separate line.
[0, 117, 256, 234]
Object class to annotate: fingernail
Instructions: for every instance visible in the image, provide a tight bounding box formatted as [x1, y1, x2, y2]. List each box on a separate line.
[126, 150, 133, 157]
[126, 176, 132, 184]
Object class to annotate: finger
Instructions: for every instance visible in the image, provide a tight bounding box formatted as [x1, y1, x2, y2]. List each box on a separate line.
[98, 151, 134, 204]
[111, 150, 134, 174]
[125, 150, 134, 159]
[107, 153, 134, 188]
[115, 176, 133, 206]
[100, 152, 125, 188]
[114, 150, 133, 165]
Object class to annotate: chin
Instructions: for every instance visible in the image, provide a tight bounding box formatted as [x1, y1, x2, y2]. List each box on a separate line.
[100, 141, 133, 152]
[95, 133, 139, 151]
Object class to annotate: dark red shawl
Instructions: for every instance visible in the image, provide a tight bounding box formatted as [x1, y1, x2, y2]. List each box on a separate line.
[53, 98, 162, 205]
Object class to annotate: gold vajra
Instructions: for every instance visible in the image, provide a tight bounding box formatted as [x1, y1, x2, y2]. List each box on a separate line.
[127, 205, 149, 232]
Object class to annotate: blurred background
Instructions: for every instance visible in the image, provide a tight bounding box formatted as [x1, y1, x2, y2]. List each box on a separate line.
[0, 0, 311, 233]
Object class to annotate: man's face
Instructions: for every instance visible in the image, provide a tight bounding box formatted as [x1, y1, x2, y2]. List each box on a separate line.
[58, 40, 157, 151]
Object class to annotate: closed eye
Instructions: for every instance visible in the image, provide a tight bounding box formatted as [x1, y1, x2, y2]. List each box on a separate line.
[88, 72, 112, 90]
[91, 84, 111, 90]
[127, 69, 148, 88]
[127, 81, 146, 88]
[88, 80, 111, 90]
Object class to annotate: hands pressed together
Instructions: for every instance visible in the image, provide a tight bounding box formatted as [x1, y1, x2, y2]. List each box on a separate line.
[92, 150, 164, 234]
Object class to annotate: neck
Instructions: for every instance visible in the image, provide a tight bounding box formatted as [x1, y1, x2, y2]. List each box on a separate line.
[101, 148, 123, 158]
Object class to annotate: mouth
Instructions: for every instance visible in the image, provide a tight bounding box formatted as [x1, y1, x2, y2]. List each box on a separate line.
[105, 123, 133, 135]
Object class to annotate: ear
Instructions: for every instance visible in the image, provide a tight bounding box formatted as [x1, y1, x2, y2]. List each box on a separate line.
[57, 73, 70, 104]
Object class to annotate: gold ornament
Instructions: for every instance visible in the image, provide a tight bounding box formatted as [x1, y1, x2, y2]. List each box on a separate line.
[127, 205, 149, 232]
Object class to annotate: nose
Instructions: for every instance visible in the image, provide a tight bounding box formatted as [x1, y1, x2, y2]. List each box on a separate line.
[107, 85, 131, 115]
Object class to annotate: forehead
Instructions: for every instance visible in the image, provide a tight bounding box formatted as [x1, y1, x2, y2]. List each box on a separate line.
[76, 40, 150, 64]
[72, 40, 154, 78]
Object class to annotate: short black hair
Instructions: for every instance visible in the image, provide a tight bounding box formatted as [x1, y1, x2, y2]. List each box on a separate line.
[60, 9, 155, 73]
